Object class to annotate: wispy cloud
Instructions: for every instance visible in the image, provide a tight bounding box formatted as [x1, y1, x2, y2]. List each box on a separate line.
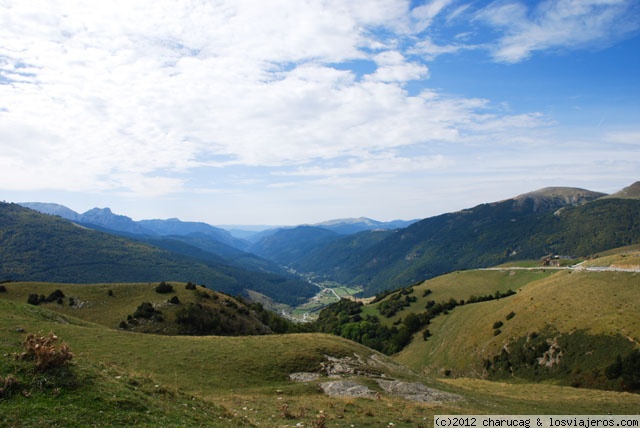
[476, 0, 640, 63]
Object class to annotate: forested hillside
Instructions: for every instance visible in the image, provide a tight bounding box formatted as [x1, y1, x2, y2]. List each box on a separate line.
[0, 203, 316, 305]
[255, 187, 640, 296]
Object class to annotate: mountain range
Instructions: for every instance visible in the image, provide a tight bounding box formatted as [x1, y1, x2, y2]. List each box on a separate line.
[1, 203, 317, 305]
[253, 184, 640, 295]
[10, 180, 640, 299]
[3, 183, 640, 426]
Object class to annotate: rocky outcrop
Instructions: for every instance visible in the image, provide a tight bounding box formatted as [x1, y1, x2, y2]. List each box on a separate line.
[290, 353, 462, 403]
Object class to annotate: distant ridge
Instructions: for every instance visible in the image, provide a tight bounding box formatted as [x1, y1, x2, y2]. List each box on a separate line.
[18, 202, 243, 248]
[249, 182, 640, 296]
[1, 202, 317, 305]
[312, 217, 417, 234]
[19, 202, 81, 221]
[604, 181, 640, 200]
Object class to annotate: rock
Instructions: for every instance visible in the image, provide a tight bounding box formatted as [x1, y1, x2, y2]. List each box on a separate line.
[289, 372, 320, 382]
[376, 380, 462, 403]
[319, 380, 376, 398]
[320, 354, 383, 378]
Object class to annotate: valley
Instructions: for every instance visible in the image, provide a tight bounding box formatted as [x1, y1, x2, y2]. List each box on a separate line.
[286, 278, 365, 321]
[1, 182, 640, 425]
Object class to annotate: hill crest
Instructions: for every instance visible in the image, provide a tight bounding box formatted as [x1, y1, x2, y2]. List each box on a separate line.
[605, 181, 640, 200]
[509, 186, 606, 211]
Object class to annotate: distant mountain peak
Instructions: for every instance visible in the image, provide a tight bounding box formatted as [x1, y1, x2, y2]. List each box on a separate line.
[516, 186, 604, 199]
[511, 186, 606, 212]
[83, 207, 114, 215]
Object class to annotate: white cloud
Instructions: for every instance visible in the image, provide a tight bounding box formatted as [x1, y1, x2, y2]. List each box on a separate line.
[411, 0, 455, 32]
[366, 51, 429, 82]
[411, 38, 467, 60]
[476, 0, 640, 63]
[0, 0, 637, 224]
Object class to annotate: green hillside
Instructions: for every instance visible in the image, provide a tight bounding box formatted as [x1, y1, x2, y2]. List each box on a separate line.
[313, 246, 640, 392]
[394, 267, 640, 390]
[261, 188, 640, 296]
[348, 197, 640, 295]
[0, 202, 316, 305]
[2, 293, 640, 426]
[314, 269, 556, 355]
[0, 281, 306, 335]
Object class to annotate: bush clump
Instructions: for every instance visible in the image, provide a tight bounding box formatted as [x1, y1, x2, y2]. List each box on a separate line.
[133, 302, 164, 321]
[155, 282, 174, 294]
[16, 332, 74, 372]
[27, 293, 41, 306]
[0, 374, 20, 399]
[185, 282, 197, 290]
[605, 350, 640, 391]
[26, 289, 66, 306]
[175, 303, 220, 334]
[0, 284, 7, 293]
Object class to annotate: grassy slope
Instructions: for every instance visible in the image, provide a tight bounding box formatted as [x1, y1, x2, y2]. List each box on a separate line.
[2, 286, 640, 426]
[395, 269, 640, 378]
[363, 269, 556, 327]
[581, 245, 640, 268]
[0, 281, 269, 334]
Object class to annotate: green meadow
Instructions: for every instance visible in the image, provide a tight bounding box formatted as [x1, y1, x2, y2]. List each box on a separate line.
[2, 268, 640, 426]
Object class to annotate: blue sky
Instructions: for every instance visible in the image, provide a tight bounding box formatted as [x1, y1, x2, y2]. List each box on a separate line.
[1, 0, 639, 225]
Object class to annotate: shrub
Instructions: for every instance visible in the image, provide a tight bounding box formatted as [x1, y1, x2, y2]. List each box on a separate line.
[28, 290, 66, 305]
[133, 302, 163, 321]
[0, 374, 20, 398]
[169, 296, 180, 305]
[493, 329, 502, 336]
[185, 282, 197, 290]
[119, 321, 128, 329]
[506, 311, 516, 320]
[0, 284, 7, 293]
[108, 289, 114, 297]
[16, 332, 73, 372]
[422, 329, 431, 341]
[196, 290, 213, 300]
[313, 412, 327, 428]
[45, 289, 65, 303]
[155, 282, 174, 294]
[493, 321, 504, 329]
